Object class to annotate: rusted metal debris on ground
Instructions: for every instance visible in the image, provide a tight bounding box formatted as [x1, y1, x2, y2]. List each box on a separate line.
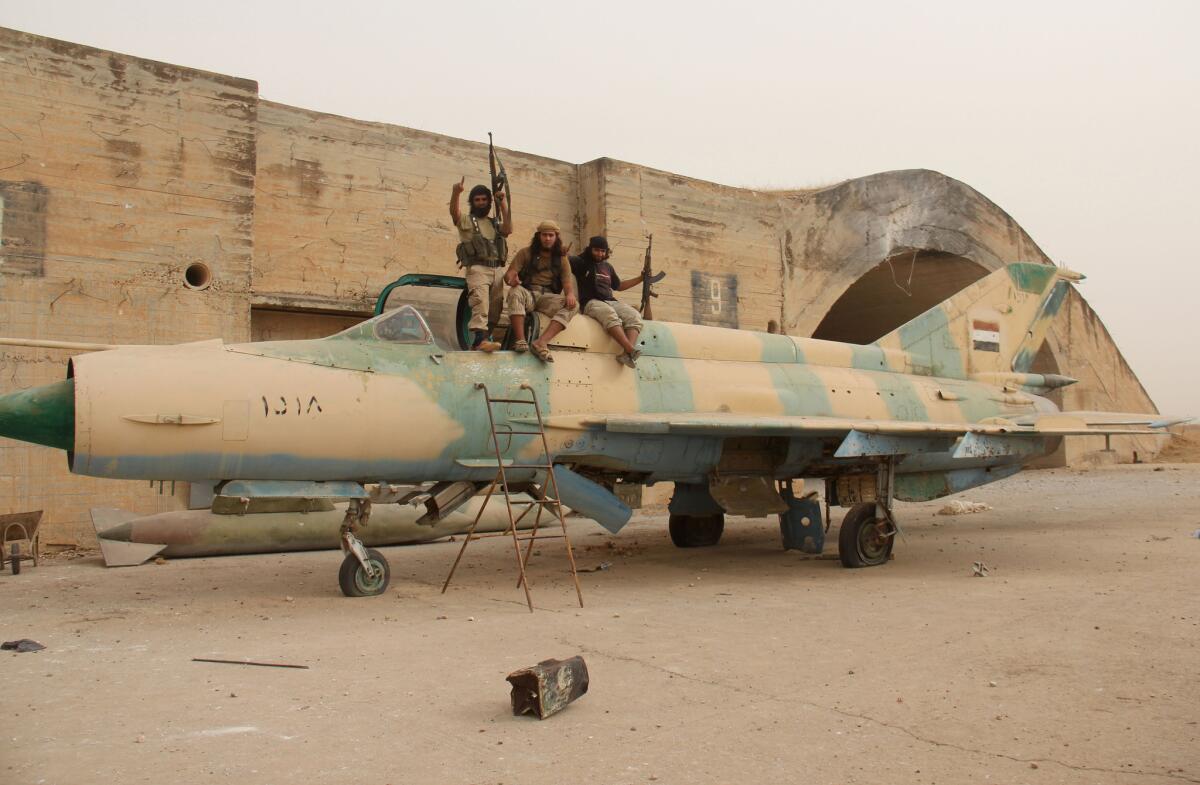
[2, 639, 45, 653]
[506, 656, 589, 719]
[192, 657, 309, 670]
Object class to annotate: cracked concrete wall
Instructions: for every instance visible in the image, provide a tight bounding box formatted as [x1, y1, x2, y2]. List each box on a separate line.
[573, 159, 786, 332]
[0, 28, 257, 545]
[252, 100, 579, 314]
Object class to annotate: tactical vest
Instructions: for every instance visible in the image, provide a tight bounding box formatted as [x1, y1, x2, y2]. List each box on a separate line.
[519, 250, 564, 294]
[455, 216, 508, 267]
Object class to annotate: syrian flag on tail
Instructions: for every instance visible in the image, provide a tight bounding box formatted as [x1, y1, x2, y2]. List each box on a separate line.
[972, 320, 1000, 352]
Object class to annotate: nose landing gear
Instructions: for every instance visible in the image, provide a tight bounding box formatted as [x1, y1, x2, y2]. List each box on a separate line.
[338, 545, 391, 597]
[338, 498, 391, 597]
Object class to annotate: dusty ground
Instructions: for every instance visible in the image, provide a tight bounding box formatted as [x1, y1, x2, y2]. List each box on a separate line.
[2, 464, 1198, 785]
[1157, 427, 1200, 463]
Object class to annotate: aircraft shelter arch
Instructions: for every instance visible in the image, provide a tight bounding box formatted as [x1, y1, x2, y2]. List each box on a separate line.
[809, 251, 989, 344]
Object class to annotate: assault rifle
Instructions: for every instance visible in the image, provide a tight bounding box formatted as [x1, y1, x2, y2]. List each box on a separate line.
[488, 132, 510, 215]
[639, 234, 666, 320]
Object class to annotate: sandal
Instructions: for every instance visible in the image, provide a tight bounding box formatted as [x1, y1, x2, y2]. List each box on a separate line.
[530, 342, 554, 363]
[616, 349, 640, 368]
[513, 340, 529, 353]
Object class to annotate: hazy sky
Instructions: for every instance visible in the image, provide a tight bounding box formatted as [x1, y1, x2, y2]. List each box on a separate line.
[4, 1, 1197, 414]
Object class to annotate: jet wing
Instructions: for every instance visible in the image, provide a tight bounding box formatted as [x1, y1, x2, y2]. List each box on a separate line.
[529, 411, 1179, 439]
[1009, 411, 1192, 429]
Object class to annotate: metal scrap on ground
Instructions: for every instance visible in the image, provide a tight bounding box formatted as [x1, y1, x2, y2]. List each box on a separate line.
[506, 656, 589, 719]
[192, 658, 309, 670]
[2, 639, 45, 652]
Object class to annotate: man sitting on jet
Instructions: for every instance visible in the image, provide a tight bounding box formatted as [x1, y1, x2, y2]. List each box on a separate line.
[571, 236, 645, 368]
[502, 220, 578, 362]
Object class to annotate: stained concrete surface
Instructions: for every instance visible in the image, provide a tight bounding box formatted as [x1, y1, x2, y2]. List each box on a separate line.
[1, 464, 1197, 785]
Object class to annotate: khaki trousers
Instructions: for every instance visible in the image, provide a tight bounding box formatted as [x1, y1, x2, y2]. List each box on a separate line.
[464, 264, 504, 332]
[504, 285, 578, 328]
[583, 299, 643, 333]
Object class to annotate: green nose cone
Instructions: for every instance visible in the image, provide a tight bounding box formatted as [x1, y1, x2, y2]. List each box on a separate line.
[0, 379, 75, 451]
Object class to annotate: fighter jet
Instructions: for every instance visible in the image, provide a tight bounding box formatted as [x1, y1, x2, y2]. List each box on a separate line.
[0, 262, 1182, 595]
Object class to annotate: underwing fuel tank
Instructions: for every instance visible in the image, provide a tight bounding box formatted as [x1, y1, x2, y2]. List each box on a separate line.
[91, 494, 542, 567]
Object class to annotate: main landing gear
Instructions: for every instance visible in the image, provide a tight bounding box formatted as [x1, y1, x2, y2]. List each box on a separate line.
[837, 503, 895, 567]
[834, 457, 900, 568]
[338, 498, 391, 597]
[664, 465, 902, 567]
[667, 483, 725, 547]
[668, 513, 725, 548]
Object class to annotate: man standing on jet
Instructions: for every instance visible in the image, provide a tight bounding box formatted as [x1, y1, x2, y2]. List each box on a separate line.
[450, 177, 512, 351]
[502, 220, 577, 362]
[570, 236, 645, 368]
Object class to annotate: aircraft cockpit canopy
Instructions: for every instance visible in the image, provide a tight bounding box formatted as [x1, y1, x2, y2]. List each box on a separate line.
[372, 305, 434, 345]
[377, 279, 467, 350]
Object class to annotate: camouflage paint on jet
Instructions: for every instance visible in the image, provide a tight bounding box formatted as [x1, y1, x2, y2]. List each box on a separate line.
[0, 263, 1176, 514]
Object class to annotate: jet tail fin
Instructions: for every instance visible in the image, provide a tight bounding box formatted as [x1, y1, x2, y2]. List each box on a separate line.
[873, 262, 1079, 380]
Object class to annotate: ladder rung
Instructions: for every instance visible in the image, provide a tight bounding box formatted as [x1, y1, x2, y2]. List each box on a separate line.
[496, 494, 560, 504]
[488, 397, 539, 405]
[505, 430, 548, 436]
[506, 463, 553, 469]
[467, 532, 566, 542]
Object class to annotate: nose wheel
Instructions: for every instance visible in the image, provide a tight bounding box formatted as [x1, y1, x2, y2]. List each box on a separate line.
[338, 547, 391, 597]
[337, 498, 391, 597]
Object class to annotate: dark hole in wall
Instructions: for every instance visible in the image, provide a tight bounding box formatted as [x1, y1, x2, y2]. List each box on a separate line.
[184, 262, 211, 289]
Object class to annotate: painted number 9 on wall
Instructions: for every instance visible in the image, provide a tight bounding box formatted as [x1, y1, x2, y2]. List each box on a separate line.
[691, 271, 739, 328]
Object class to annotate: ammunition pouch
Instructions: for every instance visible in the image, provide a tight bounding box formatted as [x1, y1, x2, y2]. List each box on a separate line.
[456, 217, 507, 267]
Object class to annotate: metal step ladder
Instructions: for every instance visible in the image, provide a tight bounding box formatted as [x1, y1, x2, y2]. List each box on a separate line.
[441, 382, 583, 612]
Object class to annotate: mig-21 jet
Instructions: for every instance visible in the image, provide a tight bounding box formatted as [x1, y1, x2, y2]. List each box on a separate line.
[0, 262, 1183, 595]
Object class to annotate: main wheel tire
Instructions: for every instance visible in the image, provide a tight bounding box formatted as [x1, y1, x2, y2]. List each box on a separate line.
[669, 513, 725, 548]
[837, 503, 894, 568]
[338, 549, 391, 597]
[11, 543, 19, 575]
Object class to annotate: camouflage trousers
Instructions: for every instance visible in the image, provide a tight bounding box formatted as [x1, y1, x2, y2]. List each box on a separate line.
[504, 285, 577, 328]
[583, 299, 643, 333]
[464, 264, 505, 332]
